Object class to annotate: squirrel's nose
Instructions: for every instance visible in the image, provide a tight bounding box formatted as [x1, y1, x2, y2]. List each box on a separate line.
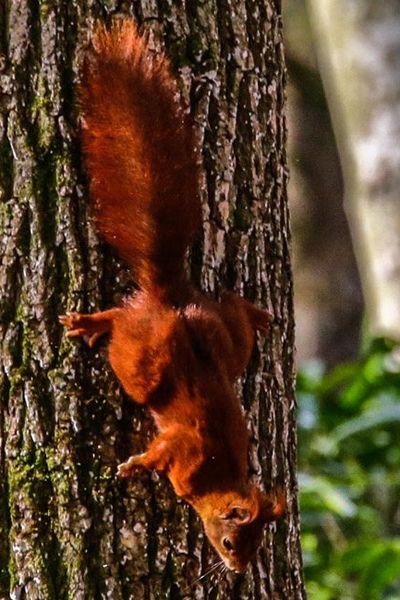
[234, 565, 247, 575]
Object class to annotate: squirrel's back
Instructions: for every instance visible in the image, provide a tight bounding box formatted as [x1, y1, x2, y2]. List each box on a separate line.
[80, 19, 202, 296]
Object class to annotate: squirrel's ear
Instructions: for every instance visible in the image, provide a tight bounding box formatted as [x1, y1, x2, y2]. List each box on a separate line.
[260, 491, 286, 523]
[221, 506, 252, 524]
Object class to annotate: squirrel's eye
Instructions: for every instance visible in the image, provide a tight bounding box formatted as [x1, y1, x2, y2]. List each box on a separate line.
[222, 537, 233, 551]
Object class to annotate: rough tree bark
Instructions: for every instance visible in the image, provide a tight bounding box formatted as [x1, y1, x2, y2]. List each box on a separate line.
[0, 1, 305, 599]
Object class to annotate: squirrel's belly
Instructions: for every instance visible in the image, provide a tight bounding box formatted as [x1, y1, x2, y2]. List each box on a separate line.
[108, 324, 174, 405]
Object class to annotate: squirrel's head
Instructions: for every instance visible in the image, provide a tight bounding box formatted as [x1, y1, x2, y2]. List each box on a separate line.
[198, 486, 285, 573]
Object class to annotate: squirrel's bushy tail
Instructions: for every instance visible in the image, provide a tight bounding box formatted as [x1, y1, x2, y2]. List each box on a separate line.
[80, 19, 202, 295]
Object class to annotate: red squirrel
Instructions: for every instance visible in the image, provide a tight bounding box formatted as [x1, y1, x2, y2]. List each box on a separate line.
[60, 19, 284, 573]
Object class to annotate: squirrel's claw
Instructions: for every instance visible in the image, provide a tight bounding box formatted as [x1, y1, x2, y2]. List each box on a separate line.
[59, 312, 106, 347]
[59, 312, 81, 329]
[59, 312, 89, 344]
[58, 314, 72, 326]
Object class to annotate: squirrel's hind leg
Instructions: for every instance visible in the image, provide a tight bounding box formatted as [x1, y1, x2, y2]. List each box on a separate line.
[59, 308, 120, 347]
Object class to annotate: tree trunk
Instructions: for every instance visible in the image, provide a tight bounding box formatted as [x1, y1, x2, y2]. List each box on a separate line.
[283, 0, 364, 367]
[0, 2, 305, 599]
[307, 0, 400, 341]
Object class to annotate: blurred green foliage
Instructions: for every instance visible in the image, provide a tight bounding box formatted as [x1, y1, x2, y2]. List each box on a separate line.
[298, 339, 400, 599]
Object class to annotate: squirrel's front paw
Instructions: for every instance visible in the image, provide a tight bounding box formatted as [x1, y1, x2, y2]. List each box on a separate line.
[117, 455, 146, 479]
[59, 313, 103, 347]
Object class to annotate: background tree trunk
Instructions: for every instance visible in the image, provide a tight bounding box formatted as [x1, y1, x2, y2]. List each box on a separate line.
[307, 0, 400, 341]
[0, 2, 305, 599]
[283, 0, 363, 367]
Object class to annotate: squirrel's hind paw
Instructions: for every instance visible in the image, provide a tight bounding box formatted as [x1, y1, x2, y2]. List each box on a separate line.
[59, 312, 109, 347]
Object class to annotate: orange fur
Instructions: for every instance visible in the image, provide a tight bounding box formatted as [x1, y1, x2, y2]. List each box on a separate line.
[80, 19, 201, 297]
[61, 18, 282, 573]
